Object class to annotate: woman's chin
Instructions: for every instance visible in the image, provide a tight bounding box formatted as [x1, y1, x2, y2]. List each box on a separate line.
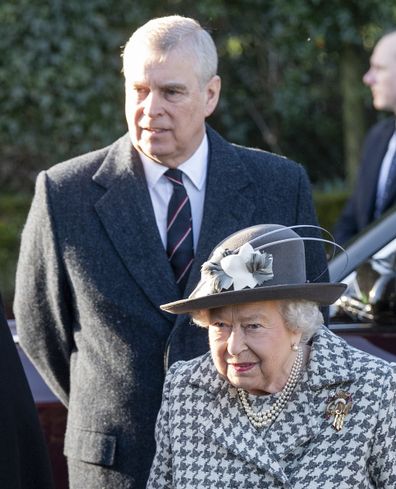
[228, 375, 254, 392]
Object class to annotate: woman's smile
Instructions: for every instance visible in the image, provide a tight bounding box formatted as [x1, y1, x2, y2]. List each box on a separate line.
[227, 362, 258, 373]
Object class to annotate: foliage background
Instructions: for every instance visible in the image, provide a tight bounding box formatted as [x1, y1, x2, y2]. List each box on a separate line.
[1, 0, 396, 310]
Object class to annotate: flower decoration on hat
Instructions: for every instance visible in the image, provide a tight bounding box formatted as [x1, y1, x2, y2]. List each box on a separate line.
[201, 243, 274, 293]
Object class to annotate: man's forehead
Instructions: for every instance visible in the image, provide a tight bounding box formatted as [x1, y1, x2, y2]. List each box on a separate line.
[372, 35, 396, 66]
[125, 69, 190, 89]
[124, 49, 199, 84]
[124, 51, 162, 77]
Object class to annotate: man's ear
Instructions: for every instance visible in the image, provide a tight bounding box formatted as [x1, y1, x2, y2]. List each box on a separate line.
[204, 75, 221, 117]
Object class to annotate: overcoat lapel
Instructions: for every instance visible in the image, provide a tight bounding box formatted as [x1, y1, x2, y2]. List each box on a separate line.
[207, 383, 292, 487]
[190, 355, 293, 486]
[184, 127, 257, 297]
[201, 373, 318, 486]
[92, 134, 180, 314]
[92, 128, 258, 319]
[172, 127, 259, 340]
[264, 329, 356, 463]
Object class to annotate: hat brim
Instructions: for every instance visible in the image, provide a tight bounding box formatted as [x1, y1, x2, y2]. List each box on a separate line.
[161, 283, 347, 314]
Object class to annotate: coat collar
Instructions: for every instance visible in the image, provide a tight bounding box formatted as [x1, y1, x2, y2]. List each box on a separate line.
[91, 127, 257, 320]
[305, 325, 356, 389]
[92, 134, 180, 318]
[182, 125, 256, 297]
[187, 326, 355, 485]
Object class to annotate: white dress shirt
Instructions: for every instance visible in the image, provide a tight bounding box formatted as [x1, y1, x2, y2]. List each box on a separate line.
[140, 135, 208, 251]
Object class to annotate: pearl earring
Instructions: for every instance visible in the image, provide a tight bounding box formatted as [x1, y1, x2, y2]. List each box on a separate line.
[291, 343, 299, 351]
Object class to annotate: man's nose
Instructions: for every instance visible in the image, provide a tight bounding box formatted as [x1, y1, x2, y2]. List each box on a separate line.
[363, 68, 374, 86]
[142, 91, 164, 117]
[227, 328, 246, 356]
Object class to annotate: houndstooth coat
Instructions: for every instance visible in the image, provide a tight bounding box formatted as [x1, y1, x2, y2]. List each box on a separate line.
[147, 326, 396, 488]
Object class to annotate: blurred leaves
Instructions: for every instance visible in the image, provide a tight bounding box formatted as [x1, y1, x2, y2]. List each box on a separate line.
[0, 0, 154, 189]
[0, 192, 31, 308]
[0, 0, 395, 191]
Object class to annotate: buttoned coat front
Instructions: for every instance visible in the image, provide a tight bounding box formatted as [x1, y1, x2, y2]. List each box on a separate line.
[148, 327, 396, 489]
[14, 126, 326, 489]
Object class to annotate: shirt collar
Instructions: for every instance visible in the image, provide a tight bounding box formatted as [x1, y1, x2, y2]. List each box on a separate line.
[389, 130, 396, 148]
[139, 134, 208, 190]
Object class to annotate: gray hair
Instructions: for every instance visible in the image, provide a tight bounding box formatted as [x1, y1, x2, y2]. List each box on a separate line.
[278, 300, 323, 343]
[192, 300, 323, 343]
[122, 15, 218, 86]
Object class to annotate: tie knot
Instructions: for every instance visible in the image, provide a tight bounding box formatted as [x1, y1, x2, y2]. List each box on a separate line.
[165, 168, 184, 187]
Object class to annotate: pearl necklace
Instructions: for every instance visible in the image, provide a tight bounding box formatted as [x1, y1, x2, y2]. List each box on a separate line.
[237, 348, 303, 429]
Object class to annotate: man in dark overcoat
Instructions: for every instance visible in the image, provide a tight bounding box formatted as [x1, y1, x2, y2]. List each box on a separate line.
[0, 293, 54, 489]
[14, 15, 327, 489]
[334, 31, 396, 245]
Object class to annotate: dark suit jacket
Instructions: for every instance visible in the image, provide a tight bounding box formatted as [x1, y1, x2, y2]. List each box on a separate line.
[14, 126, 327, 489]
[334, 117, 396, 245]
[0, 295, 53, 489]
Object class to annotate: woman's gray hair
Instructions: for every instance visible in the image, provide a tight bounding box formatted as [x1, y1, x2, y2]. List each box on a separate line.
[192, 300, 323, 343]
[278, 300, 323, 343]
[122, 15, 218, 87]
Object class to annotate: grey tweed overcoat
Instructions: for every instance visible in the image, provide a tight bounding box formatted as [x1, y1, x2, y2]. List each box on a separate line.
[148, 326, 396, 489]
[14, 126, 326, 489]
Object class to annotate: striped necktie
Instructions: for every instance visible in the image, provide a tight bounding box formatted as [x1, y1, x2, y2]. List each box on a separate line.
[165, 169, 194, 291]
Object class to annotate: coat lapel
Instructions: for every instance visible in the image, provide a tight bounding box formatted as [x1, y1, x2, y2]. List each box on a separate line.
[92, 128, 258, 320]
[209, 385, 292, 486]
[189, 354, 291, 486]
[260, 327, 355, 462]
[92, 134, 180, 315]
[184, 126, 257, 297]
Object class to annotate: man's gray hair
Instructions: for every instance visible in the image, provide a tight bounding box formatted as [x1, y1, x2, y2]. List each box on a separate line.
[122, 15, 218, 86]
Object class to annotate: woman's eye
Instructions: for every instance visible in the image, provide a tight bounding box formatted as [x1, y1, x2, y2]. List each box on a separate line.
[245, 323, 262, 330]
[212, 322, 227, 329]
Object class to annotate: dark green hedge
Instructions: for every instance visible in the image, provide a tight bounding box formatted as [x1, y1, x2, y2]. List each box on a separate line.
[0, 192, 32, 314]
[1, 1, 395, 191]
[314, 190, 349, 234]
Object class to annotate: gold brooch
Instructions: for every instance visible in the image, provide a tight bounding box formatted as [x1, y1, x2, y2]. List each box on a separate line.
[325, 391, 352, 432]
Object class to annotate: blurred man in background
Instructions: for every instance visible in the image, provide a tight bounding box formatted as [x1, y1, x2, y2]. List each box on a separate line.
[334, 31, 396, 245]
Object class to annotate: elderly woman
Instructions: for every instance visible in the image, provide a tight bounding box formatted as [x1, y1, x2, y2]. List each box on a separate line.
[147, 224, 396, 489]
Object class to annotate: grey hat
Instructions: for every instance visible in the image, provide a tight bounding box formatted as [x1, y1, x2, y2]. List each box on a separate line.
[161, 224, 346, 314]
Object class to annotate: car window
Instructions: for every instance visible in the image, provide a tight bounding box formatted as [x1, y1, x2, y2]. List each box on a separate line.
[332, 237, 396, 323]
